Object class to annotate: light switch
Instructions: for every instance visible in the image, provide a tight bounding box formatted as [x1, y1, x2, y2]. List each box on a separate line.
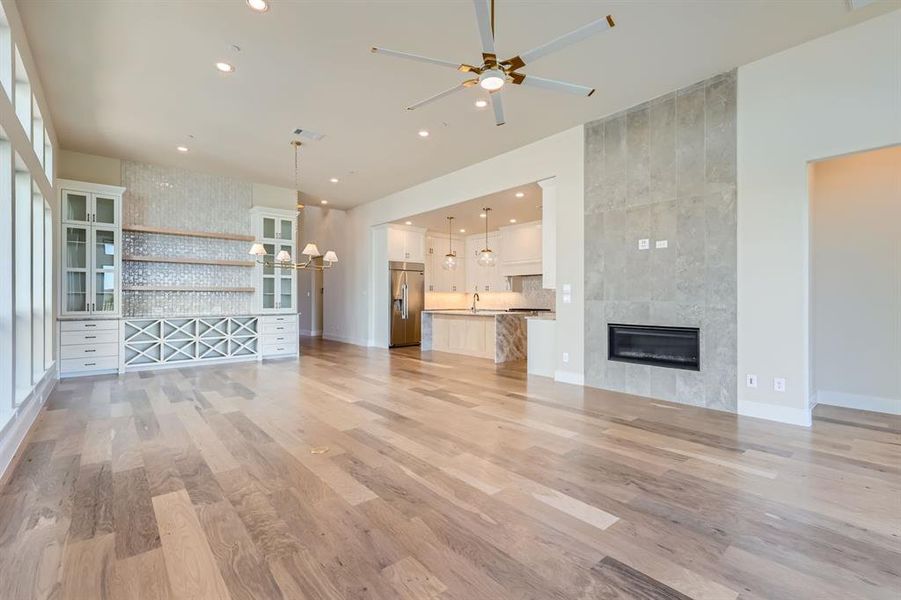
[562, 293, 572, 304]
[655, 240, 668, 249]
[562, 284, 572, 293]
[746, 374, 757, 388]
[638, 239, 650, 250]
[562, 352, 570, 363]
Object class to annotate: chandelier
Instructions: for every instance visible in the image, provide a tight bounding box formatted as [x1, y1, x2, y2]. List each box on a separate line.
[248, 140, 338, 271]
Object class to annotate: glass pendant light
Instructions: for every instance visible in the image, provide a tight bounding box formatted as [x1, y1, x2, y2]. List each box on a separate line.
[477, 207, 496, 267]
[442, 216, 457, 271]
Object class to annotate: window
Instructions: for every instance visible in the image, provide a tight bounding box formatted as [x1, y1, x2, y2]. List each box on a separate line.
[44, 204, 52, 370]
[0, 138, 10, 427]
[0, 6, 10, 100]
[13, 47, 30, 139]
[13, 168, 31, 403]
[43, 127, 51, 181]
[32, 101, 43, 165]
[32, 187, 44, 381]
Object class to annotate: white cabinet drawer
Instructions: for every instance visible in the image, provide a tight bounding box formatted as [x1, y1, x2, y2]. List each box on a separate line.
[60, 319, 119, 332]
[61, 356, 118, 373]
[60, 342, 119, 360]
[261, 321, 297, 335]
[261, 342, 298, 356]
[262, 332, 295, 345]
[61, 330, 118, 346]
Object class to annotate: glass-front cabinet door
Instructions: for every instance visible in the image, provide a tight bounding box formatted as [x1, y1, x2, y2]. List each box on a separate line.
[261, 243, 276, 310]
[261, 217, 294, 242]
[62, 224, 90, 314]
[278, 243, 294, 310]
[93, 194, 119, 226]
[92, 227, 119, 314]
[62, 190, 90, 224]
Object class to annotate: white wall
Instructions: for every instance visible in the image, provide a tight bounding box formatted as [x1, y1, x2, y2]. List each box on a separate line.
[343, 126, 585, 381]
[57, 149, 121, 186]
[811, 146, 901, 414]
[736, 10, 901, 425]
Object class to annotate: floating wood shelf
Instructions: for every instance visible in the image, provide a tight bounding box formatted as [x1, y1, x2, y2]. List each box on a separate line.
[124, 255, 255, 268]
[123, 286, 255, 293]
[123, 224, 255, 242]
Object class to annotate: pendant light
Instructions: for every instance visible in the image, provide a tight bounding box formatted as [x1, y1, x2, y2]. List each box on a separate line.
[477, 207, 496, 267]
[441, 216, 457, 271]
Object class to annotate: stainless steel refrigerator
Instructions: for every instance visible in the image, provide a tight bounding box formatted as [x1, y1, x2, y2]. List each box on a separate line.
[389, 261, 424, 347]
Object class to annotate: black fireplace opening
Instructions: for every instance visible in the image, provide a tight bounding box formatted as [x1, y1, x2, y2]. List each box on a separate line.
[608, 324, 700, 371]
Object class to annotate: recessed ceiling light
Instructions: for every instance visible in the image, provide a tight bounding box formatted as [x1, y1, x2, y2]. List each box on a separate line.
[246, 0, 269, 12]
[418, 129, 430, 138]
[215, 62, 235, 73]
[509, 219, 517, 223]
[176, 146, 189, 153]
[405, 221, 413, 225]
[459, 228, 466, 233]
[515, 192, 525, 198]
[329, 177, 339, 183]
[480, 213, 487, 219]
[474, 99, 488, 108]
[320, 200, 328, 205]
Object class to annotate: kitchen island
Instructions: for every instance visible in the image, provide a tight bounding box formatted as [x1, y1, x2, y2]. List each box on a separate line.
[421, 310, 527, 363]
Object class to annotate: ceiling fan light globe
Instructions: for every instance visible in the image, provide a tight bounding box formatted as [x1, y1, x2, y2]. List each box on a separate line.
[479, 69, 506, 91]
[442, 253, 458, 271]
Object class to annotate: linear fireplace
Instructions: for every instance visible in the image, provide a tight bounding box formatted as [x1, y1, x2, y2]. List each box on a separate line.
[608, 324, 700, 371]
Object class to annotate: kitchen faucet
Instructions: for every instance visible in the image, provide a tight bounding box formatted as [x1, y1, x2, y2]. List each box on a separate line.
[471, 292, 480, 313]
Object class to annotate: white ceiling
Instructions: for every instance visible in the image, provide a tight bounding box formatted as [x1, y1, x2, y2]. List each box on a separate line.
[18, 0, 898, 209]
[391, 181, 543, 234]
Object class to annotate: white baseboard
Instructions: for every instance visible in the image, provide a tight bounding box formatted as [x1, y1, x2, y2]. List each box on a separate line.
[323, 332, 369, 347]
[0, 368, 57, 482]
[737, 398, 812, 427]
[816, 390, 901, 415]
[554, 370, 584, 386]
[300, 328, 322, 337]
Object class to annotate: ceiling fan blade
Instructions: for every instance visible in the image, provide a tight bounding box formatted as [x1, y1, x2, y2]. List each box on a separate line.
[514, 74, 595, 97]
[371, 47, 473, 72]
[490, 91, 505, 126]
[517, 14, 615, 66]
[406, 80, 477, 111]
[472, 0, 496, 56]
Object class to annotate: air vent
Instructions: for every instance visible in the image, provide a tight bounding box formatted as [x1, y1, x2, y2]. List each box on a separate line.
[292, 128, 325, 141]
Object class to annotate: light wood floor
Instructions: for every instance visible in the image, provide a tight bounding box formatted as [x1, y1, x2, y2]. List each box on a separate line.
[1, 337, 899, 599]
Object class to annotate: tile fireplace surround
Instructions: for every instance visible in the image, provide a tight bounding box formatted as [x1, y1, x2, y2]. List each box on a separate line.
[584, 71, 737, 411]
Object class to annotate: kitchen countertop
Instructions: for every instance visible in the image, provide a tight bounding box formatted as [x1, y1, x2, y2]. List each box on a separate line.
[525, 313, 557, 321]
[423, 309, 511, 317]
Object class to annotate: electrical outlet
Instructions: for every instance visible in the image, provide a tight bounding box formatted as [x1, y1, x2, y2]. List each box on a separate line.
[746, 374, 758, 388]
[774, 378, 786, 392]
[638, 238, 650, 250]
[655, 240, 668, 249]
[562, 352, 570, 364]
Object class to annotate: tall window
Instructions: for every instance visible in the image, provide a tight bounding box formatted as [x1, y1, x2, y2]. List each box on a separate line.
[0, 139, 10, 427]
[14, 168, 31, 403]
[31, 187, 43, 381]
[13, 47, 30, 139]
[44, 204, 52, 370]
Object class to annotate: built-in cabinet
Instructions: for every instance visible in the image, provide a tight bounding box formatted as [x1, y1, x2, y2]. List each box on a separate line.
[465, 232, 508, 293]
[387, 225, 425, 263]
[499, 220, 542, 277]
[251, 207, 297, 314]
[59, 181, 124, 317]
[425, 233, 466, 292]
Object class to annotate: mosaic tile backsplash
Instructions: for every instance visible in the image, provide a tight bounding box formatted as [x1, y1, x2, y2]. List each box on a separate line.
[121, 161, 257, 317]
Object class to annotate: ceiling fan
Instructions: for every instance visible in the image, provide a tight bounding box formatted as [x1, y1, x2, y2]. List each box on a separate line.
[371, 0, 615, 126]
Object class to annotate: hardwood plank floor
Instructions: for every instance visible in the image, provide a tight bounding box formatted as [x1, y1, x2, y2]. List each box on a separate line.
[1, 337, 899, 599]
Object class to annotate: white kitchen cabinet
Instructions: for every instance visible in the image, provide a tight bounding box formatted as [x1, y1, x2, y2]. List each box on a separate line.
[58, 180, 124, 317]
[465, 232, 506, 293]
[499, 220, 542, 277]
[251, 207, 297, 314]
[387, 226, 425, 263]
[426, 233, 465, 293]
